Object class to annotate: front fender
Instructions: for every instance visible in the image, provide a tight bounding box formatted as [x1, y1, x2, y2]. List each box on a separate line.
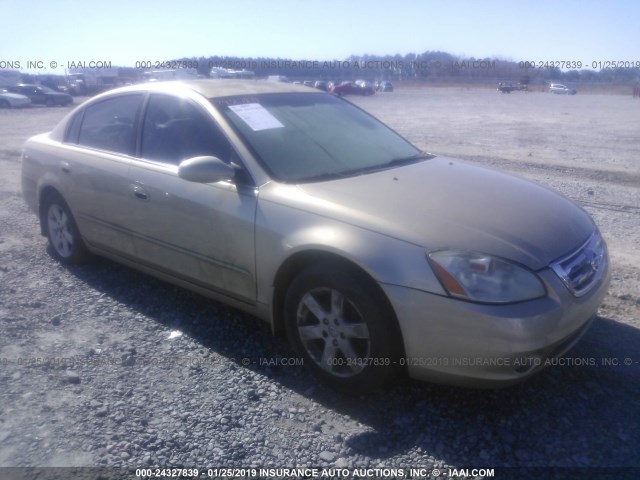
[254, 198, 446, 309]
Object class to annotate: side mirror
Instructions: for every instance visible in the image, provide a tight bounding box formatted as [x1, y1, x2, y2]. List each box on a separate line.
[178, 156, 235, 183]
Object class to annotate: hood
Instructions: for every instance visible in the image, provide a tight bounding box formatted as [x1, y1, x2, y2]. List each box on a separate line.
[261, 157, 595, 270]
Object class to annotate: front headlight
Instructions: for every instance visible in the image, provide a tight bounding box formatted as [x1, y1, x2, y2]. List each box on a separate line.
[428, 251, 546, 304]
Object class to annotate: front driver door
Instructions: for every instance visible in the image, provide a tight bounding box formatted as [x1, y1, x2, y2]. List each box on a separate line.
[124, 93, 257, 303]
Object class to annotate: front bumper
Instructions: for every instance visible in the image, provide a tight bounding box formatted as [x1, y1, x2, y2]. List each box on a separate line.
[381, 263, 610, 387]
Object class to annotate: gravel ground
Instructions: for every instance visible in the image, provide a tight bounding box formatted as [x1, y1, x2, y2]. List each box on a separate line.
[0, 89, 639, 478]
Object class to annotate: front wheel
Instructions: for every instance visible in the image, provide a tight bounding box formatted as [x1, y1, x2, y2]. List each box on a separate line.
[285, 265, 404, 393]
[43, 193, 89, 264]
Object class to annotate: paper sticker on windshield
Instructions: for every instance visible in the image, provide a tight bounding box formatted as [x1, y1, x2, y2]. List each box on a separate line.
[228, 103, 284, 131]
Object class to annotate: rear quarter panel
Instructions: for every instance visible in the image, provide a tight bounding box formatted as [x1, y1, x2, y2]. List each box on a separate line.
[21, 133, 65, 216]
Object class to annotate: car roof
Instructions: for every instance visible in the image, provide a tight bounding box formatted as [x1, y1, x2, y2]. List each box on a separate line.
[101, 79, 315, 99]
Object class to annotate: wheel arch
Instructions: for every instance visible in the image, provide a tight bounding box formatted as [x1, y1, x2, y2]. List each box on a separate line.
[271, 249, 406, 357]
[38, 186, 65, 236]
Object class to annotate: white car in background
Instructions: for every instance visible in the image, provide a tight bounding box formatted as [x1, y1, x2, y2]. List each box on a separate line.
[0, 88, 32, 108]
[549, 83, 577, 95]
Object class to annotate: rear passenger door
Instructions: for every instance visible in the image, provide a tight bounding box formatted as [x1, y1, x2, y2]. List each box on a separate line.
[123, 93, 258, 302]
[62, 93, 145, 255]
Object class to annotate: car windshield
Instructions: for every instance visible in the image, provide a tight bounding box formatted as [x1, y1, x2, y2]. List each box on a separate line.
[212, 93, 425, 183]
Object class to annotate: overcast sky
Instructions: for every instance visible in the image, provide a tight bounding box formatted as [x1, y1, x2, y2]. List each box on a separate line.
[2, 0, 638, 73]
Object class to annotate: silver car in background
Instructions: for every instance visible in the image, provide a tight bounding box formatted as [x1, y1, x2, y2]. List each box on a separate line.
[549, 83, 577, 95]
[0, 88, 32, 108]
[21, 80, 609, 392]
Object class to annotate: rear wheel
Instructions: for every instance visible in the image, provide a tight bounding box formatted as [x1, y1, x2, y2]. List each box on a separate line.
[285, 265, 404, 393]
[0, 99, 10, 108]
[43, 192, 89, 264]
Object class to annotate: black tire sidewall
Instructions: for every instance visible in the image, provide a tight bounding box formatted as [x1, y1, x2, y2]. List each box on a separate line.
[284, 265, 403, 392]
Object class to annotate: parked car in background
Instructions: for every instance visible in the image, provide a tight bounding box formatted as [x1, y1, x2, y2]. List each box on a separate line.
[355, 79, 375, 90]
[376, 81, 394, 92]
[267, 75, 290, 83]
[330, 81, 375, 96]
[21, 80, 609, 392]
[302, 80, 314, 87]
[314, 80, 329, 91]
[39, 77, 71, 93]
[497, 82, 528, 93]
[0, 88, 32, 108]
[549, 83, 576, 95]
[6, 84, 73, 106]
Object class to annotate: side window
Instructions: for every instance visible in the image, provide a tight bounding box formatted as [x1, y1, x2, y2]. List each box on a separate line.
[65, 109, 84, 144]
[141, 94, 231, 165]
[78, 94, 144, 155]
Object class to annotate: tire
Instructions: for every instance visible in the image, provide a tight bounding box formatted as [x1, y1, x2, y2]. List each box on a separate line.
[285, 264, 404, 393]
[0, 99, 10, 108]
[42, 192, 89, 264]
[45, 98, 55, 107]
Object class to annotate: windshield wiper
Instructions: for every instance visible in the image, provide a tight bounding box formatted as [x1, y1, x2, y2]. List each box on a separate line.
[296, 152, 435, 183]
[295, 171, 349, 183]
[388, 151, 436, 166]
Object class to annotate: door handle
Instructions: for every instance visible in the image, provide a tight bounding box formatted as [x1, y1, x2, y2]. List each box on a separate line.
[130, 185, 149, 201]
[61, 161, 71, 173]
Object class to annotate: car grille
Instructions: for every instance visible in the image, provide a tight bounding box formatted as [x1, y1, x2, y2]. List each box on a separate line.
[550, 230, 607, 297]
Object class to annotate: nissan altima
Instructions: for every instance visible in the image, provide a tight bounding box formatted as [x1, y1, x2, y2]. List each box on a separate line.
[21, 80, 610, 392]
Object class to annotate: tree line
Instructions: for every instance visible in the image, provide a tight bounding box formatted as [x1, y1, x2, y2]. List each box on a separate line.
[44, 50, 640, 87]
[178, 51, 639, 85]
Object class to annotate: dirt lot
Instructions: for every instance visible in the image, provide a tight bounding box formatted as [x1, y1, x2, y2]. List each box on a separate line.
[0, 88, 639, 474]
